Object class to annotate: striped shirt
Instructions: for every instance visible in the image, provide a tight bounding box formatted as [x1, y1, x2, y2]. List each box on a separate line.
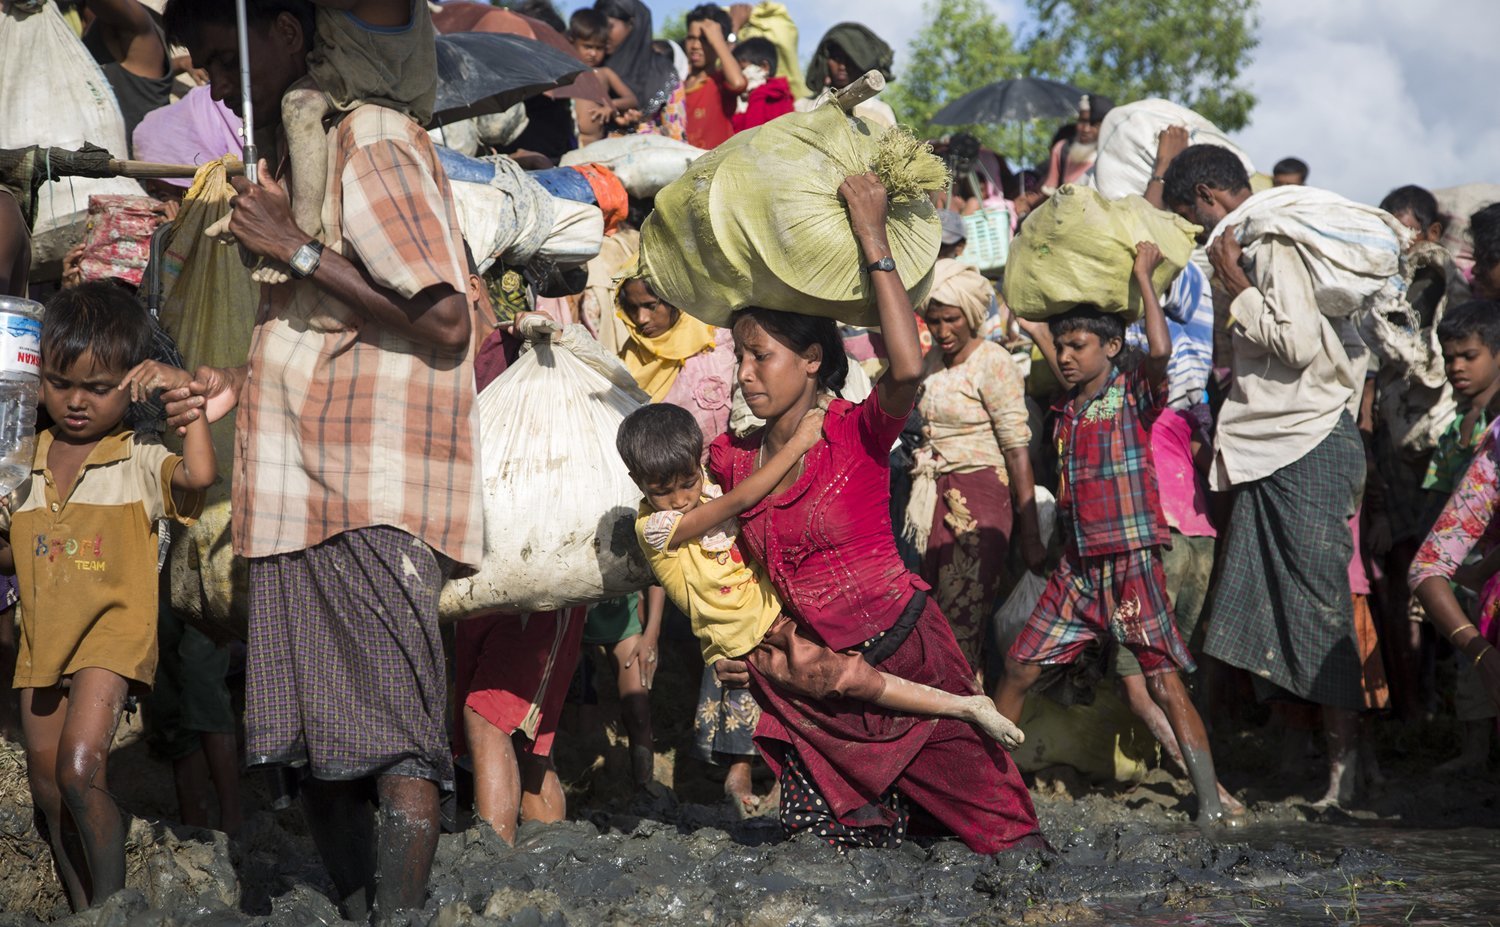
[232, 105, 483, 568]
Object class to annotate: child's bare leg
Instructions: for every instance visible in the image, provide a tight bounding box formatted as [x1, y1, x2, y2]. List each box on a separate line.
[991, 656, 1043, 725]
[201, 731, 243, 835]
[516, 751, 565, 826]
[463, 706, 521, 843]
[1121, 673, 1244, 814]
[610, 636, 654, 787]
[299, 778, 377, 921]
[1315, 706, 1359, 809]
[55, 668, 130, 905]
[172, 747, 215, 828]
[723, 757, 755, 811]
[21, 686, 89, 909]
[372, 774, 440, 924]
[1145, 670, 1229, 824]
[874, 672, 1024, 749]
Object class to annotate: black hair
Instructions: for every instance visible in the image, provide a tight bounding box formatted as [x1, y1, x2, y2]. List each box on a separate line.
[1272, 157, 1309, 179]
[42, 281, 154, 375]
[567, 8, 609, 42]
[1160, 144, 1252, 211]
[730, 307, 849, 395]
[1047, 304, 1134, 368]
[617, 403, 703, 483]
[1471, 203, 1500, 273]
[1079, 93, 1114, 125]
[1380, 185, 1445, 235]
[733, 36, 778, 72]
[162, 0, 313, 50]
[514, 0, 566, 34]
[592, 0, 636, 25]
[1436, 300, 1500, 352]
[685, 3, 732, 36]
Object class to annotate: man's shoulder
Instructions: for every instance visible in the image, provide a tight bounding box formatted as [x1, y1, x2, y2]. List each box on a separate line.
[335, 104, 437, 153]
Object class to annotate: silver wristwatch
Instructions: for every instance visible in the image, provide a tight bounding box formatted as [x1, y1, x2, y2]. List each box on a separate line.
[288, 240, 324, 279]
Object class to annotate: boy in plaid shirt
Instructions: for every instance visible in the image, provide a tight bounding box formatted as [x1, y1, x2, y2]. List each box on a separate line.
[998, 242, 1236, 827]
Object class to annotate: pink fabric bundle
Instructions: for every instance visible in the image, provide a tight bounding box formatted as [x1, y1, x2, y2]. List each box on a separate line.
[79, 195, 166, 288]
[131, 86, 243, 187]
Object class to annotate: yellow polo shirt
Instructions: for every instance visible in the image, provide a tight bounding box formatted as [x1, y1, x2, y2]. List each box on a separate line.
[2, 428, 202, 688]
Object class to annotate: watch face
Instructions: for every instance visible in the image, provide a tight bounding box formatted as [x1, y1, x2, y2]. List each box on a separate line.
[291, 244, 318, 276]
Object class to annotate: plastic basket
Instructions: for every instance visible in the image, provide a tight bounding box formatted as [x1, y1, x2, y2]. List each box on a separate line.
[958, 206, 1011, 275]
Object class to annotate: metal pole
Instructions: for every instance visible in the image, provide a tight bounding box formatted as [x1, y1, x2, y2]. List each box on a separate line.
[235, 0, 258, 183]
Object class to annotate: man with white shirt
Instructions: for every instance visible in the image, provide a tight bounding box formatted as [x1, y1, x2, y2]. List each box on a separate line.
[1162, 145, 1366, 809]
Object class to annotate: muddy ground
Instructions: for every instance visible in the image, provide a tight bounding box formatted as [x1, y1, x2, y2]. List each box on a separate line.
[0, 649, 1495, 926]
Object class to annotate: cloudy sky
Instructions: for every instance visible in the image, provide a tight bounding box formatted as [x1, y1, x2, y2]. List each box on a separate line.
[609, 0, 1499, 204]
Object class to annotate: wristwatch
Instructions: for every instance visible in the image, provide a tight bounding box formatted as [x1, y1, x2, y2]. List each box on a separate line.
[865, 256, 897, 274]
[288, 240, 324, 279]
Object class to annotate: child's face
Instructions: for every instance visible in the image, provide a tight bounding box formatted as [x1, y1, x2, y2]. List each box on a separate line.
[1054, 328, 1120, 388]
[42, 350, 132, 443]
[638, 470, 703, 515]
[1441, 333, 1500, 401]
[619, 280, 678, 338]
[573, 36, 608, 68]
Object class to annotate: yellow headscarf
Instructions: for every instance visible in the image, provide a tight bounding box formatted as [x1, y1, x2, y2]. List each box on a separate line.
[616, 277, 717, 402]
[924, 259, 995, 333]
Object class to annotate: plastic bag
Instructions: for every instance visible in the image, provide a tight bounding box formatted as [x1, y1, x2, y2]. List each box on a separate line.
[440, 322, 656, 620]
[1209, 185, 1408, 319]
[0, 1, 143, 269]
[560, 134, 706, 198]
[161, 158, 260, 643]
[991, 485, 1056, 654]
[1002, 185, 1199, 322]
[639, 105, 944, 328]
[1090, 99, 1255, 201]
[79, 195, 167, 288]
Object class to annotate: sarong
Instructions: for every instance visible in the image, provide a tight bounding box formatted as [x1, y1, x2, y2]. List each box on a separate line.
[922, 467, 1013, 673]
[246, 526, 453, 787]
[453, 606, 588, 758]
[1205, 415, 1366, 710]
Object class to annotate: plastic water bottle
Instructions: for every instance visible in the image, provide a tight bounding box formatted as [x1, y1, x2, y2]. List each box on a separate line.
[0, 296, 44, 499]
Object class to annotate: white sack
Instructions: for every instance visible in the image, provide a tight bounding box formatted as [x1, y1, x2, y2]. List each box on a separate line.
[1434, 183, 1500, 266]
[440, 322, 654, 620]
[560, 135, 706, 198]
[1208, 185, 1409, 319]
[991, 486, 1056, 655]
[0, 2, 143, 267]
[1090, 99, 1255, 202]
[536, 199, 604, 267]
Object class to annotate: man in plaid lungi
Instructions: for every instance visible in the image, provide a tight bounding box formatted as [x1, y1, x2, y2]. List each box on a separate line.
[999, 244, 1235, 827]
[1163, 145, 1365, 809]
[163, 1, 480, 921]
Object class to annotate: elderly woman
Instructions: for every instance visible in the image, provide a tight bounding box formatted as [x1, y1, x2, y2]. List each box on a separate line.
[906, 260, 1045, 676]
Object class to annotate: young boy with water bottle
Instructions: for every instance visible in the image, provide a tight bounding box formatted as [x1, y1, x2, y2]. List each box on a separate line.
[0, 282, 214, 910]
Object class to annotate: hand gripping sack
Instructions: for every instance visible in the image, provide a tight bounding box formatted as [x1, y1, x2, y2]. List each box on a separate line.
[0, 1, 143, 269]
[161, 159, 259, 643]
[440, 323, 655, 620]
[1002, 185, 1200, 322]
[1090, 99, 1255, 201]
[560, 135, 707, 199]
[1208, 185, 1409, 319]
[638, 105, 945, 328]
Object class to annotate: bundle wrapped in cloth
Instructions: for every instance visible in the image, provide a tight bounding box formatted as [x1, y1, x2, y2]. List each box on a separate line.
[1002, 185, 1199, 322]
[560, 134, 705, 199]
[638, 104, 946, 327]
[1090, 99, 1256, 201]
[1208, 185, 1409, 319]
[440, 320, 655, 620]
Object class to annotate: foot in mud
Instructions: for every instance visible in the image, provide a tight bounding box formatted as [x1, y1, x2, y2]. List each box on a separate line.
[965, 696, 1024, 749]
[1216, 785, 1246, 819]
[630, 744, 655, 789]
[724, 760, 759, 817]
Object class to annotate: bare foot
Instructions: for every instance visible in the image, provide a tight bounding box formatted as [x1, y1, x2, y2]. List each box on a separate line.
[630, 744, 655, 789]
[965, 696, 1024, 749]
[724, 760, 758, 815]
[1217, 785, 1246, 818]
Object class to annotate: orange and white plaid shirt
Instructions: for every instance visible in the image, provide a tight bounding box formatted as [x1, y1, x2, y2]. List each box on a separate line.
[232, 105, 483, 569]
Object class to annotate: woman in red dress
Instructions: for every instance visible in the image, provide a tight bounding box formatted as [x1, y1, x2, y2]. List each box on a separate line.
[708, 174, 1041, 853]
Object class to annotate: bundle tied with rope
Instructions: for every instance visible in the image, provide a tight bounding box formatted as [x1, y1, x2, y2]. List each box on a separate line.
[638, 96, 947, 328]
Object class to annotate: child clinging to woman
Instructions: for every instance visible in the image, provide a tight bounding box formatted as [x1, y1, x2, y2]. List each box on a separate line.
[998, 242, 1237, 827]
[2, 282, 215, 910]
[567, 9, 641, 144]
[617, 401, 1024, 748]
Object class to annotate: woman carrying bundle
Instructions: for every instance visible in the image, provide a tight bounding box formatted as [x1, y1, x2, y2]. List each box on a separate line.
[709, 175, 1041, 852]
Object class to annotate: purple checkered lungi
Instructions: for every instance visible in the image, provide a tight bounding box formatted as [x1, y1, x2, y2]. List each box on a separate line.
[245, 526, 453, 787]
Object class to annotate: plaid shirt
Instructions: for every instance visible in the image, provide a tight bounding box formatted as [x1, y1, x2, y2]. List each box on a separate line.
[1054, 366, 1170, 557]
[232, 105, 483, 568]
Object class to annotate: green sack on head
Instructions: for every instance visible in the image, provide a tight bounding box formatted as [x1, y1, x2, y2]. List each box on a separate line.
[639, 105, 945, 327]
[1002, 185, 1201, 323]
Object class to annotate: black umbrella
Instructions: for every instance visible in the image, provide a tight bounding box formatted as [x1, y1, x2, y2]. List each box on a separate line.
[932, 78, 1086, 126]
[431, 32, 587, 128]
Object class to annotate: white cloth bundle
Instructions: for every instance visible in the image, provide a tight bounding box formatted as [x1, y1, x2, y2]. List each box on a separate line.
[1090, 98, 1254, 201]
[1209, 186, 1410, 319]
[440, 321, 655, 620]
[560, 135, 706, 198]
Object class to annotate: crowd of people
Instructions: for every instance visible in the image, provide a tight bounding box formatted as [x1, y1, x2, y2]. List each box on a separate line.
[1, 0, 1498, 923]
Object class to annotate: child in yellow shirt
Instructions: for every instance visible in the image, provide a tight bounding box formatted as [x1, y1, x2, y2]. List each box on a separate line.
[617, 402, 1022, 747]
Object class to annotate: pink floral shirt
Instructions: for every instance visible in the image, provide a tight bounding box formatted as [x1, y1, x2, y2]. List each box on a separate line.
[662, 332, 736, 447]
